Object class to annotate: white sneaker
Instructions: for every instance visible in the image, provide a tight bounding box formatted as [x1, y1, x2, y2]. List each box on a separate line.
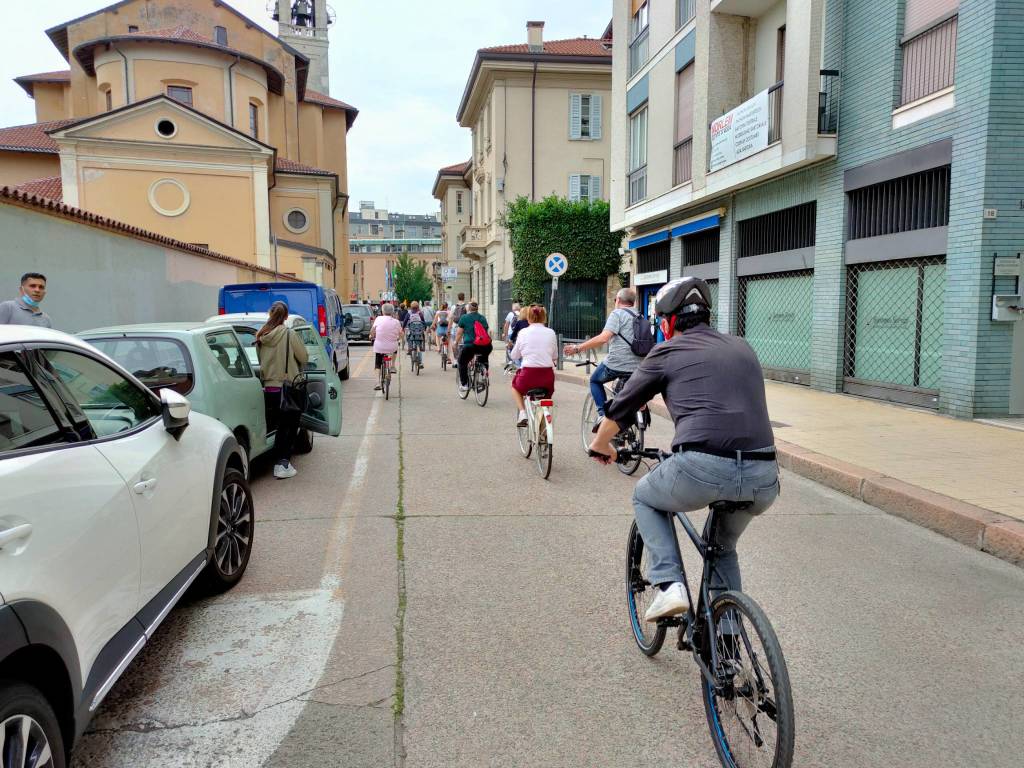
[517, 410, 528, 427]
[459, 385, 469, 394]
[274, 461, 298, 479]
[644, 582, 689, 622]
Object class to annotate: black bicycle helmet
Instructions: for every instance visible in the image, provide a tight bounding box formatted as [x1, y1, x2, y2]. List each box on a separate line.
[654, 276, 712, 317]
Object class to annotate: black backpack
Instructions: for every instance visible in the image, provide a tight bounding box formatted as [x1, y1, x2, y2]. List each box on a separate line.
[615, 309, 656, 357]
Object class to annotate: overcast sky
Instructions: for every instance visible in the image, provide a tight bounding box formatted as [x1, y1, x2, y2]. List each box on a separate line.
[0, 0, 611, 215]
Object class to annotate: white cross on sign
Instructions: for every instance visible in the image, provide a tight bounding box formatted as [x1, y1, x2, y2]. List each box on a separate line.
[545, 253, 568, 277]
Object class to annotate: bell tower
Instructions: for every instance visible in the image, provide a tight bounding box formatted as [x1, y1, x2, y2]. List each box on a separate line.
[273, 0, 333, 94]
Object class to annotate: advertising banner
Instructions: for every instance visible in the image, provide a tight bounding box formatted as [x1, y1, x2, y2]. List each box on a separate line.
[709, 89, 770, 172]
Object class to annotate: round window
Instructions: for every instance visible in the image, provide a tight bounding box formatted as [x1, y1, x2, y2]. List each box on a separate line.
[155, 118, 177, 138]
[285, 208, 310, 233]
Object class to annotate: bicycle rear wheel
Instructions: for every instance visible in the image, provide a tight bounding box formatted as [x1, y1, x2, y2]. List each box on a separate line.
[515, 408, 532, 458]
[580, 393, 600, 454]
[534, 428, 552, 479]
[474, 364, 489, 407]
[383, 368, 391, 401]
[702, 591, 795, 768]
[625, 521, 666, 656]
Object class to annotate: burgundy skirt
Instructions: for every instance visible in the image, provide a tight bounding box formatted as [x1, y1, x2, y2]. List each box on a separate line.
[512, 366, 555, 396]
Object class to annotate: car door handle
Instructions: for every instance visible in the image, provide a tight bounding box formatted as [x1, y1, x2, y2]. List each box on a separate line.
[0, 523, 32, 550]
[133, 478, 158, 495]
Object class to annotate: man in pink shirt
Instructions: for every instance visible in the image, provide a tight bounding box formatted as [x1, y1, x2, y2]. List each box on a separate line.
[370, 302, 403, 390]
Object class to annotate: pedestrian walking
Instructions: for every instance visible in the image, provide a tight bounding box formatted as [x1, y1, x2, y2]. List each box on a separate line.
[502, 302, 521, 340]
[0, 272, 52, 328]
[256, 301, 308, 479]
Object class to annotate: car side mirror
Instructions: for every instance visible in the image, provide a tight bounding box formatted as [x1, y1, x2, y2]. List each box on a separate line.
[160, 388, 190, 440]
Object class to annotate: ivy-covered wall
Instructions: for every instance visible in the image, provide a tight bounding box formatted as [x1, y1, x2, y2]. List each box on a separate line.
[503, 196, 624, 304]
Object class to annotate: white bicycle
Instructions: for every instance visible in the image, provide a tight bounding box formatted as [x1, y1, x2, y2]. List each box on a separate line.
[514, 387, 555, 479]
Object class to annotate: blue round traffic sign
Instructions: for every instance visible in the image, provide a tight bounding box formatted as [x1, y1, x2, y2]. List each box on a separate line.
[545, 253, 568, 277]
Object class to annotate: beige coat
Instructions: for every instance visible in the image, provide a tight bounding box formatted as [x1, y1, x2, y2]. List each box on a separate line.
[256, 325, 308, 388]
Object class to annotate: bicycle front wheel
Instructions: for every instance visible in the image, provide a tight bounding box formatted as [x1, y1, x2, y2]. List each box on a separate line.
[474, 365, 489, 407]
[580, 393, 599, 454]
[515, 409, 532, 458]
[616, 424, 645, 476]
[702, 591, 795, 768]
[534, 428, 552, 479]
[625, 521, 666, 656]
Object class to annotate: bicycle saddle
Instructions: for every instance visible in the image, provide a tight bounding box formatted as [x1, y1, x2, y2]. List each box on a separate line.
[710, 500, 753, 513]
[526, 387, 548, 397]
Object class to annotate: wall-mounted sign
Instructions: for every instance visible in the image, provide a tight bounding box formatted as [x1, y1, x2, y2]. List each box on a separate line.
[709, 88, 770, 172]
[441, 266, 458, 280]
[634, 270, 668, 286]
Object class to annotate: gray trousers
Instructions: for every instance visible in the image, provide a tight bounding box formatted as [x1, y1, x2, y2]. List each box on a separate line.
[633, 449, 780, 596]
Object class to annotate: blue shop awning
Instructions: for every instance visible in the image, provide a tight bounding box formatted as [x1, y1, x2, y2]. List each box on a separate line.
[628, 230, 670, 249]
[670, 213, 720, 238]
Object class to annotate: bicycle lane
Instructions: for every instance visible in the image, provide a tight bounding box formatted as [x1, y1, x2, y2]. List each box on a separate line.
[397, 360, 1024, 767]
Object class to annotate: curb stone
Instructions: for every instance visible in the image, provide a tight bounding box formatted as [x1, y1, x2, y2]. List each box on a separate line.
[555, 370, 1024, 568]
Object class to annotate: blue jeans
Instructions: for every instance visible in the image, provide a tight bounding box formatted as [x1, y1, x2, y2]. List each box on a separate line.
[589, 362, 627, 416]
[634, 449, 779, 596]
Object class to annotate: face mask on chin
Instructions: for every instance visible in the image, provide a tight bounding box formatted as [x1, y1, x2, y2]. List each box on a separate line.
[21, 294, 40, 308]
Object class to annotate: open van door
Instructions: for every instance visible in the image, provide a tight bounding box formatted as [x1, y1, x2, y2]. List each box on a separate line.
[295, 366, 342, 436]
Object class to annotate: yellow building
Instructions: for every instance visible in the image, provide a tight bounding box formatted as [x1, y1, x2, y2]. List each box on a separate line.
[0, 0, 356, 293]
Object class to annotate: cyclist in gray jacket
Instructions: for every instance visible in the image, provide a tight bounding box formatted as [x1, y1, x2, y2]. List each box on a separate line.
[589, 277, 779, 622]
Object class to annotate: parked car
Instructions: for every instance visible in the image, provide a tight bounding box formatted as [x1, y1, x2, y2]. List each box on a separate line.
[0, 325, 252, 765]
[217, 282, 350, 379]
[80, 321, 342, 459]
[343, 303, 374, 341]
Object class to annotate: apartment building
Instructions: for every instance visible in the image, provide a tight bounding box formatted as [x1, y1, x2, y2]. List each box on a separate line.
[455, 21, 613, 326]
[348, 201, 442, 301]
[431, 160, 474, 303]
[610, 0, 1024, 418]
[0, 0, 357, 294]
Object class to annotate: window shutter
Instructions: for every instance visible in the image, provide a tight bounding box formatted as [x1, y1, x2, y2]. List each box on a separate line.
[569, 174, 581, 202]
[569, 94, 582, 140]
[591, 175, 602, 202]
[675, 65, 694, 142]
[590, 94, 603, 140]
[904, 0, 959, 34]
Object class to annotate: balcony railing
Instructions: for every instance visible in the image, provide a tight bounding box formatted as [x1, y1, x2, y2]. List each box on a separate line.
[768, 80, 783, 144]
[458, 225, 488, 253]
[899, 14, 957, 106]
[818, 70, 840, 134]
[677, 0, 696, 28]
[673, 138, 693, 186]
[628, 165, 647, 206]
[628, 28, 649, 78]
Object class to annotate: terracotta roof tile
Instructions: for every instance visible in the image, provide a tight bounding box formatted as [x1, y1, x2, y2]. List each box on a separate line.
[479, 37, 612, 57]
[439, 160, 472, 175]
[275, 157, 336, 177]
[0, 185, 297, 280]
[303, 89, 357, 112]
[14, 176, 63, 202]
[130, 25, 215, 44]
[0, 119, 73, 153]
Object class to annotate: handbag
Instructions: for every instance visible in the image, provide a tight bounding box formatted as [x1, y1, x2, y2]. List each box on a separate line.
[278, 331, 307, 414]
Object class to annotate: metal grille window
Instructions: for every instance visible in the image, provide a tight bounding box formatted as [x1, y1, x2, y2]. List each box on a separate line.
[543, 279, 608, 339]
[819, 70, 840, 133]
[847, 166, 950, 240]
[707, 280, 719, 328]
[844, 258, 944, 406]
[683, 227, 720, 267]
[900, 14, 957, 106]
[636, 241, 670, 274]
[738, 202, 815, 258]
[738, 270, 813, 381]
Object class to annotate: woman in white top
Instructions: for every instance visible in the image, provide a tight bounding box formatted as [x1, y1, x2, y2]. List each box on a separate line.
[510, 304, 558, 426]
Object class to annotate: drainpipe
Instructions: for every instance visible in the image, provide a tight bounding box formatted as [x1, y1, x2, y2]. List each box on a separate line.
[113, 45, 130, 105]
[227, 55, 240, 127]
[531, 62, 538, 201]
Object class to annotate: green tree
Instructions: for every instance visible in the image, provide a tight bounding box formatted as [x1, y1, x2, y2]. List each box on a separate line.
[392, 252, 433, 303]
[502, 196, 624, 304]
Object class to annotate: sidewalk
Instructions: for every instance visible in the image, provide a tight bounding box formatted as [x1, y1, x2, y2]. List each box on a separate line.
[555, 365, 1024, 567]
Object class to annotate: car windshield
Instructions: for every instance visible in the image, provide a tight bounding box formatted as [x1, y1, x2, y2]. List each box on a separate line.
[232, 323, 324, 372]
[345, 305, 371, 318]
[87, 337, 194, 395]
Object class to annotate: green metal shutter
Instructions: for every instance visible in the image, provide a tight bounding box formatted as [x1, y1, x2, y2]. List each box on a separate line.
[739, 271, 813, 381]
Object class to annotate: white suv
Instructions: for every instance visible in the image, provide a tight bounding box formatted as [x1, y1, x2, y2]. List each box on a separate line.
[0, 326, 253, 767]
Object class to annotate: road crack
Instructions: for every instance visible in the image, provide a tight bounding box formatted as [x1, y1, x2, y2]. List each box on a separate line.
[394, 365, 408, 767]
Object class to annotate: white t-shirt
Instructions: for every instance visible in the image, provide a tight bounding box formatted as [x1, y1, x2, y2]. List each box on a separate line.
[510, 324, 558, 369]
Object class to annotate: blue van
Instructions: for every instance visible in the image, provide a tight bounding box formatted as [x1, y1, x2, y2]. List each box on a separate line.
[217, 282, 350, 379]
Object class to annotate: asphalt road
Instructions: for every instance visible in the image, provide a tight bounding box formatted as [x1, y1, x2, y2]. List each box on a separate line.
[73, 344, 1024, 767]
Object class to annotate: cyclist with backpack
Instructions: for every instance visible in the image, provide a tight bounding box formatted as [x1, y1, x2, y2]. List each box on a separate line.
[564, 288, 654, 428]
[403, 301, 428, 368]
[453, 301, 492, 394]
[432, 302, 451, 356]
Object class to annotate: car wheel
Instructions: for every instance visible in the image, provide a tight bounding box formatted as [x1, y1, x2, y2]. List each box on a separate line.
[0, 680, 67, 768]
[294, 428, 314, 454]
[199, 469, 254, 594]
